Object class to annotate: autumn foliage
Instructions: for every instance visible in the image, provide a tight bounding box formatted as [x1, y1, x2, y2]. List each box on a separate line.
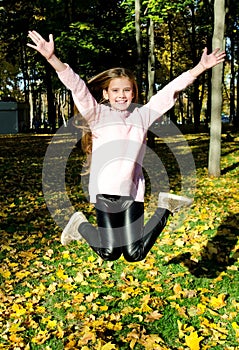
[0, 131, 239, 349]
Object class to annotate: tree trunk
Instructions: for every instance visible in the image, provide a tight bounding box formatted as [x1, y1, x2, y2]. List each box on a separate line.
[205, 37, 212, 129]
[235, 47, 239, 130]
[135, 0, 143, 103]
[235, 73, 239, 129]
[168, 15, 176, 124]
[208, 0, 225, 177]
[229, 37, 235, 124]
[190, 3, 201, 131]
[147, 17, 155, 101]
[147, 17, 155, 148]
[45, 63, 56, 132]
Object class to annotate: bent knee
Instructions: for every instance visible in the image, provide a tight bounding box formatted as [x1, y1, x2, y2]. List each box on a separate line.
[92, 247, 122, 261]
[123, 249, 145, 262]
[124, 254, 145, 262]
[122, 241, 145, 262]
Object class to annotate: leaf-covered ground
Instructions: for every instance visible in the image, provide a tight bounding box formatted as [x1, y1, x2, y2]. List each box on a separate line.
[0, 129, 239, 350]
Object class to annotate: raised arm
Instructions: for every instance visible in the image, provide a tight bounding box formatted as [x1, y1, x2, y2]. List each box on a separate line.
[27, 30, 67, 72]
[190, 47, 226, 78]
[27, 30, 98, 122]
[144, 47, 226, 126]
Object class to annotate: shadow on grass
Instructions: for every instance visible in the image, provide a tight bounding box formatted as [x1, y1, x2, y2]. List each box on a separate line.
[221, 162, 239, 175]
[166, 212, 239, 278]
[185, 131, 239, 171]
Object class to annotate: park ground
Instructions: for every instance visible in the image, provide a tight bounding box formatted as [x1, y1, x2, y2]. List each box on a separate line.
[0, 127, 239, 349]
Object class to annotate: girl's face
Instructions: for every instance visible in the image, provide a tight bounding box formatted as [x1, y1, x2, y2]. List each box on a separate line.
[103, 77, 134, 111]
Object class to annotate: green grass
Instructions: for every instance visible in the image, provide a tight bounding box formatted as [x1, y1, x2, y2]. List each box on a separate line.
[0, 130, 239, 349]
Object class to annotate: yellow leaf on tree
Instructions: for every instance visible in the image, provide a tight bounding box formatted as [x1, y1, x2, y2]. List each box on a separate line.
[185, 331, 204, 350]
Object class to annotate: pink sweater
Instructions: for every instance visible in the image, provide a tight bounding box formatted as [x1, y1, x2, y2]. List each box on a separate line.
[58, 66, 195, 203]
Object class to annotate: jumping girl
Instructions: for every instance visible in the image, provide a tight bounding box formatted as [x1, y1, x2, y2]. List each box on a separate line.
[27, 30, 225, 262]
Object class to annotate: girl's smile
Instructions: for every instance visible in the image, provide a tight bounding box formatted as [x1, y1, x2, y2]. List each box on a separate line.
[103, 77, 134, 111]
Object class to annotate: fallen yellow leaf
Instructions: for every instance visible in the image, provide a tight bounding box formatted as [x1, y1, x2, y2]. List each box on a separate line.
[185, 331, 204, 350]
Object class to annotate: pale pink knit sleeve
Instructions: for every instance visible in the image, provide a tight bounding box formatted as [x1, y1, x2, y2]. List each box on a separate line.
[57, 64, 98, 123]
[145, 70, 196, 125]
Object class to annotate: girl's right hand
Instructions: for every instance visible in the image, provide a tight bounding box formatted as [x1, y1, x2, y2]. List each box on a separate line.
[27, 30, 54, 60]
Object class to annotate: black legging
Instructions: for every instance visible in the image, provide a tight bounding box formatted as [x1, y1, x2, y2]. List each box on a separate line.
[79, 194, 170, 262]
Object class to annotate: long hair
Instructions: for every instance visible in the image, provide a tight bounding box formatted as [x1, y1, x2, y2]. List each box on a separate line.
[87, 67, 138, 104]
[74, 67, 138, 158]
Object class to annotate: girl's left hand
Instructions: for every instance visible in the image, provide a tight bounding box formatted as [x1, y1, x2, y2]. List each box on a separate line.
[200, 47, 226, 69]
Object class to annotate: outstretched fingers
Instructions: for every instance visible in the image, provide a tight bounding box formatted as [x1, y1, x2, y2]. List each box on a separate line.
[212, 47, 221, 55]
[27, 30, 54, 59]
[27, 30, 53, 46]
[28, 31, 43, 44]
[212, 48, 226, 61]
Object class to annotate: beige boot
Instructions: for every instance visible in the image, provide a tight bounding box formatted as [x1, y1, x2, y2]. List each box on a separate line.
[158, 192, 193, 215]
[61, 212, 88, 245]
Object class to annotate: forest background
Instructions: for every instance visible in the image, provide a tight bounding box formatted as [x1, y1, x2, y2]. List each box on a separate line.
[0, 0, 239, 132]
[0, 1, 239, 349]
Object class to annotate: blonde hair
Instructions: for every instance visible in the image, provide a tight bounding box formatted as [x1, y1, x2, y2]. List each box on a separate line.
[74, 67, 138, 156]
[87, 67, 138, 104]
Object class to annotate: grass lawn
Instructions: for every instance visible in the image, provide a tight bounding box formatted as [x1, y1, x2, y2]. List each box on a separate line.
[0, 128, 239, 349]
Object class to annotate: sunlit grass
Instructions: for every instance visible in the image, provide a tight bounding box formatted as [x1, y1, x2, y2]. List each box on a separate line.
[0, 131, 239, 349]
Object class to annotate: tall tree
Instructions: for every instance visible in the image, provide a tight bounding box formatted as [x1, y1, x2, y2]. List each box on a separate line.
[226, 0, 239, 129]
[135, 0, 143, 102]
[208, 0, 225, 177]
[147, 17, 155, 101]
[146, 16, 156, 148]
